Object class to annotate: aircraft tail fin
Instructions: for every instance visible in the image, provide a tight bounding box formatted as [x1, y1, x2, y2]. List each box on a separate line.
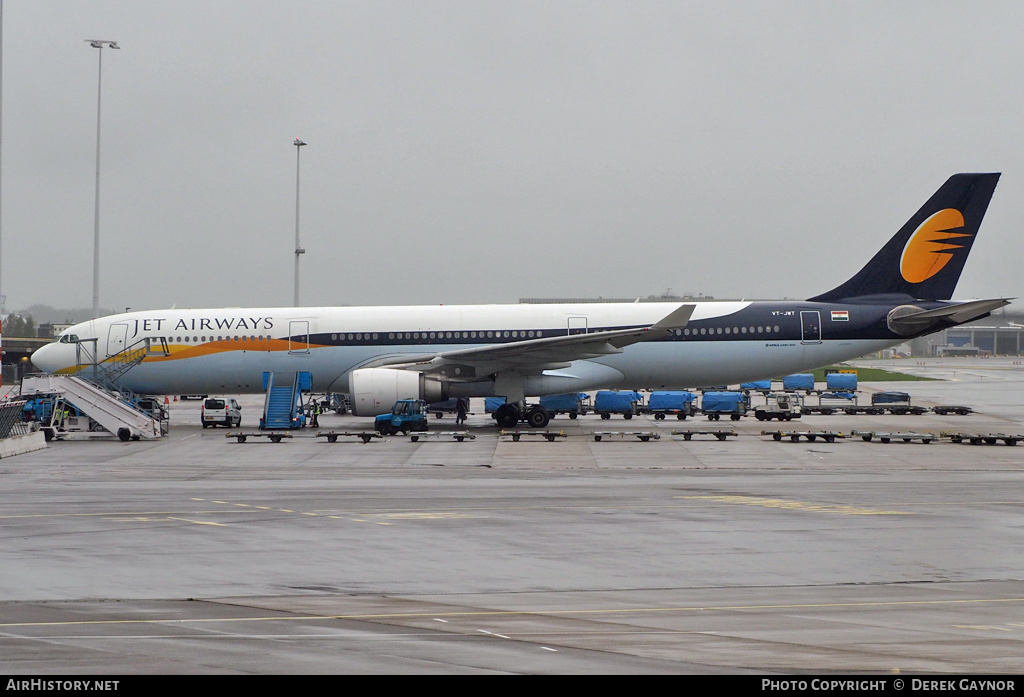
[808, 173, 1000, 303]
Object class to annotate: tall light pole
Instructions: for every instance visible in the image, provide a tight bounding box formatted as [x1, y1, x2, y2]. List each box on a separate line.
[293, 138, 306, 306]
[86, 39, 119, 319]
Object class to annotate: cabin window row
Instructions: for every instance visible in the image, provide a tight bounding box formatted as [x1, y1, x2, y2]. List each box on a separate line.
[674, 325, 782, 336]
[174, 335, 266, 343]
[328, 330, 546, 341]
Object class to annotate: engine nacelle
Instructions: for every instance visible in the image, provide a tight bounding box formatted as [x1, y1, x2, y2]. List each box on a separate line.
[348, 368, 447, 416]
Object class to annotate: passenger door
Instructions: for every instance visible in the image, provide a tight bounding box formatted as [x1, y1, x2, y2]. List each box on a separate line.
[289, 320, 310, 354]
[106, 323, 129, 357]
[800, 311, 821, 344]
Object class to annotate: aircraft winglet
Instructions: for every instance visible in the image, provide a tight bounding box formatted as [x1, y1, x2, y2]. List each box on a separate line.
[652, 304, 696, 331]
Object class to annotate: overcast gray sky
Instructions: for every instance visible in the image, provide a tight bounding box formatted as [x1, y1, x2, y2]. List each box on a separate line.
[2, 1, 1021, 314]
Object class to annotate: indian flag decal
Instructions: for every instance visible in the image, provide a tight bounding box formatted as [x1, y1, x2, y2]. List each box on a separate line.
[831, 310, 849, 322]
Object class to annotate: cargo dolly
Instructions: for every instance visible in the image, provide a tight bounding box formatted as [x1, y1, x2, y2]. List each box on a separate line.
[500, 430, 566, 442]
[408, 431, 475, 442]
[671, 429, 737, 441]
[592, 431, 660, 442]
[852, 430, 937, 444]
[226, 431, 293, 444]
[942, 432, 1021, 446]
[931, 405, 974, 415]
[316, 431, 383, 444]
[761, 430, 843, 443]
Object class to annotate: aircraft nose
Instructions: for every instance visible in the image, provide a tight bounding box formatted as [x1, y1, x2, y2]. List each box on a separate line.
[31, 342, 61, 373]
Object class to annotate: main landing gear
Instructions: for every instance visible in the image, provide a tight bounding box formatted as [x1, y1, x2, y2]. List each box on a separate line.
[493, 402, 551, 429]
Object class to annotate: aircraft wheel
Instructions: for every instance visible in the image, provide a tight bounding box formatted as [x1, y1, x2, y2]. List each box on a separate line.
[526, 406, 550, 429]
[495, 404, 519, 428]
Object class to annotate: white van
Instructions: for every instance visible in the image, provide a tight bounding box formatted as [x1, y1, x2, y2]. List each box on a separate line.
[201, 397, 241, 428]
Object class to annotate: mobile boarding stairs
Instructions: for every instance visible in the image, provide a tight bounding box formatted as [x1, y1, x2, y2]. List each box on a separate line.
[20, 336, 169, 441]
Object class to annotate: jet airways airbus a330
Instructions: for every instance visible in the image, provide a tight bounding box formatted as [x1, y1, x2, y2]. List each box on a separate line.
[31, 173, 1009, 428]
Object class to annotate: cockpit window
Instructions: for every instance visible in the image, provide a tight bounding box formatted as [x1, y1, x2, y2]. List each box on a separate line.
[58, 335, 80, 344]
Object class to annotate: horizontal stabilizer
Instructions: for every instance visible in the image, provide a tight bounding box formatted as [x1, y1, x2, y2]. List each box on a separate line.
[887, 298, 1011, 336]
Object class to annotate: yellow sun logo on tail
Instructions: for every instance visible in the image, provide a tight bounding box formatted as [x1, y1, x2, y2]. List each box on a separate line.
[900, 208, 971, 284]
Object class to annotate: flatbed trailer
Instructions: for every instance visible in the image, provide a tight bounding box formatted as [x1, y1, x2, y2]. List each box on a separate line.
[226, 431, 293, 443]
[671, 428, 737, 441]
[931, 405, 974, 415]
[409, 431, 475, 442]
[316, 430, 383, 443]
[500, 429, 566, 442]
[592, 431, 660, 442]
[852, 430, 937, 443]
[833, 405, 887, 415]
[942, 432, 1021, 445]
[761, 430, 843, 443]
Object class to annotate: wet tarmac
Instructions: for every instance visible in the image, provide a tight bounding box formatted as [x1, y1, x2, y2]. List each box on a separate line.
[2, 358, 1023, 674]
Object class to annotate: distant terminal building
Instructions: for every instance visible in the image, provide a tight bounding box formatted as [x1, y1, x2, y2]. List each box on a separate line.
[909, 310, 1024, 357]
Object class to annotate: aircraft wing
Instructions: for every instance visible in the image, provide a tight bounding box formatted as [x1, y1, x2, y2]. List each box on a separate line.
[378, 303, 695, 379]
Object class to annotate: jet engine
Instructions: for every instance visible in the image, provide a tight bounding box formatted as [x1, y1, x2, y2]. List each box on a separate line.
[348, 368, 447, 416]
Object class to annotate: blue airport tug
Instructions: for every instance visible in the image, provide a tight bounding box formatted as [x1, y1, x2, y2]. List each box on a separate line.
[375, 399, 429, 435]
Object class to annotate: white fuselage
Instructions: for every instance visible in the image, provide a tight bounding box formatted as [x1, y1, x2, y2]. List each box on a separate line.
[31, 301, 897, 397]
